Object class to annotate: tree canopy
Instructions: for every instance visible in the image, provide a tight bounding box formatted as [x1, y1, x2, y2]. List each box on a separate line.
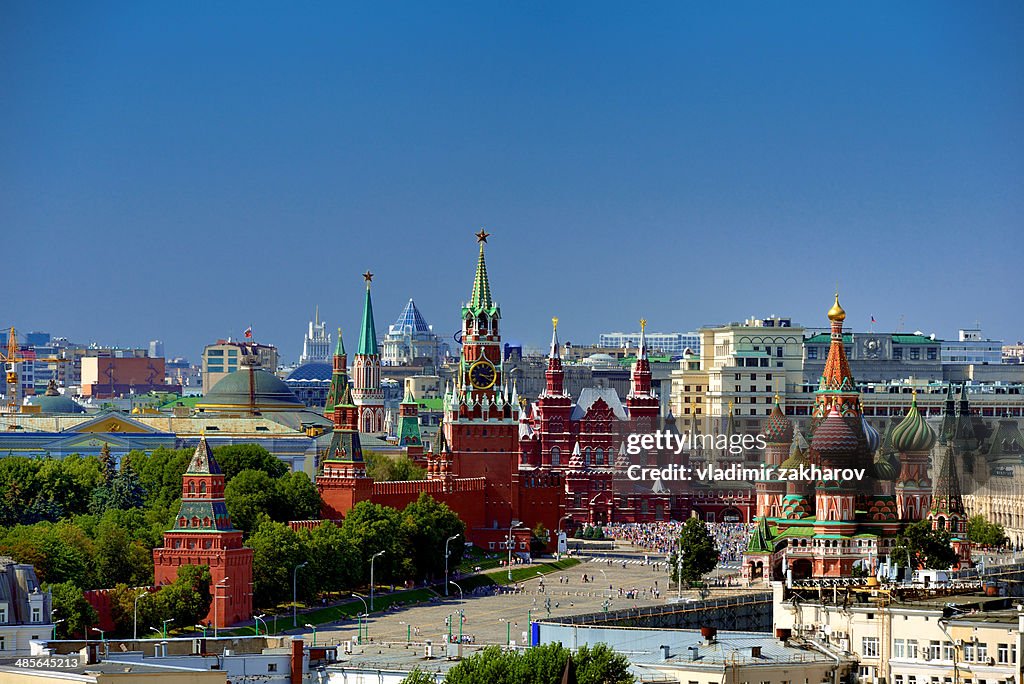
[893, 520, 958, 570]
[670, 516, 719, 586]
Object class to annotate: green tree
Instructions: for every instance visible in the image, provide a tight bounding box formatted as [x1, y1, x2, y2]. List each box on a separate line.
[401, 494, 465, 582]
[364, 451, 426, 482]
[214, 444, 288, 481]
[531, 523, 549, 556]
[340, 501, 409, 584]
[225, 469, 279, 534]
[245, 519, 305, 607]
[400, 670, 437, 684]
[669, 517, 719, 586]
[297, 521, 358, 598]
[125, 447, 192, 511]
[894, 520, 958, 570]
[967, 515, 1008, 548]
[575, 643, 634, 684]
[160, 565, 213, 629]
[276, 471, 322, 521]
[93, 518, 154, 588]
[49, 581, 98, 640]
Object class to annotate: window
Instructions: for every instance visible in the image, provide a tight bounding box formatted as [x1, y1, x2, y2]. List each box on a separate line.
[894, 640, 905, 658]
[863, 637, 879, 658]
[910, 349, 920, 360]
[0, 608, 5, 623]
[550, 447, 560, 466]
[750, 374, 757, 380]
[0, 635, 5, 650]
[893, 348, 903, 360]
[997, 644, 1008, 664]
[31, 606, 41, 623]
[807, 347, 818, 360]
[943, 643, 955, 661]
[977, 644, 987, 662]
[964, 644, 975, 661]
[895, 676, 904, 684]
[929, 641, 941, 660]
[907, 641, 918, 659]
[267, 664, 278, 673]
[927, 348, 938, 360]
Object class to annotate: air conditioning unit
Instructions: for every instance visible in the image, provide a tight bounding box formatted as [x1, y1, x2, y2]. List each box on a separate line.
[986, 657, 994, 666]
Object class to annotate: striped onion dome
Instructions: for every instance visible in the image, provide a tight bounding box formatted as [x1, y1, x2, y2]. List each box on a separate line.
[811, 406, 860, 461]
[861, 414, 882, 454]
[761, 399, 794, 444]
[871, 450, 901, 482]
[891, 395, 936, 453]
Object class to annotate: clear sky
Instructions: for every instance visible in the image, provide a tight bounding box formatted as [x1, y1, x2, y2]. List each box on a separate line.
[2, 1, 1022, 362]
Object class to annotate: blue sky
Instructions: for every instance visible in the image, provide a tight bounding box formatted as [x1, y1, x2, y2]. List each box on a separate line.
[2, 1, 1022, 362]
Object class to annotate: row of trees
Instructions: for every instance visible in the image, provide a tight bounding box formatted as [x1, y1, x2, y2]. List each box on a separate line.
[402, 643, 633, 684]
[246, 493, 465, 607]
[967, 515, 1008, 548]
[364, 450, 426, 481]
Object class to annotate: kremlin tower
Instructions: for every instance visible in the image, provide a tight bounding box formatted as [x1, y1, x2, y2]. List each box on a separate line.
[352, 272, 385, 433]
[152, 437, 253, 628]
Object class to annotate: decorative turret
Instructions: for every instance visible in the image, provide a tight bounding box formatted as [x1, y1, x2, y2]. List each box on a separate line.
[893, 392, 935, 521]
[543, 317, 565, 397]
[938, 384, 957, 444]
[761, 397, 794, 446]
[954, 383, 977, 450]
[324, 328, 348, 418]
[814, 293, 859, 424]
[928, 443, 970, 564]
[626, 318, 659, 432]
[397, 381, 423, 458]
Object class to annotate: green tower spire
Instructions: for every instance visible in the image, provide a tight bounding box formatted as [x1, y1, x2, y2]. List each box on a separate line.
[324, 328, 349, 416]
[356, 271, 378, 356]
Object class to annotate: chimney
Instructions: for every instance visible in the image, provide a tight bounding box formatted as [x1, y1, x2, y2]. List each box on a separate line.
[660, 645, 671, 661]
[775, 628, 792, 643]
[751, 646, 762, 658]
[700, 626, 717, 644]
[689, 646, 700, 661]
[290, 638, 303, 684]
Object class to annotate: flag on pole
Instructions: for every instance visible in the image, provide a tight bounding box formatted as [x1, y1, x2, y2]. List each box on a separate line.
[244, 326, 253, 339]
[871, 316, 876, 324]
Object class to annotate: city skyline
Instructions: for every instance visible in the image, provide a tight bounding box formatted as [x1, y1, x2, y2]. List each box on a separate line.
[3, 3, 1022, 361]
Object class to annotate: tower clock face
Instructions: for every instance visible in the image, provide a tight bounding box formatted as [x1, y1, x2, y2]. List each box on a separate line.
[469, 359, 497, 390]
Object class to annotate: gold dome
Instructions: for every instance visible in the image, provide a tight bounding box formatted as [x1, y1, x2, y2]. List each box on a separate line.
[827, 293, 846, 322]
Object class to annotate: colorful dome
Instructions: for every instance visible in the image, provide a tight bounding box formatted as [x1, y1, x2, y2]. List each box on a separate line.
[780, 445, 809, 470]
[871, 450, 901, 482]
[861, 415, 881, 454]
[827, 293, 846, 322]
[891, 395, 936, 453]
[761, 399, 794, 444]
[811, 406, 860, 462]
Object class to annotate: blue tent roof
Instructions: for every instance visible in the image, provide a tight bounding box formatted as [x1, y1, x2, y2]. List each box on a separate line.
[388, 299, 432, 335]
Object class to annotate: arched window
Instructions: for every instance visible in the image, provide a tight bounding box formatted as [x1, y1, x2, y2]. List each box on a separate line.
[187, 481, 195, 494]
[199, 481, 207, 494]
[550, 446, 561, 466]
[595, 448, 604, 465]
[584, 447, 591, 466]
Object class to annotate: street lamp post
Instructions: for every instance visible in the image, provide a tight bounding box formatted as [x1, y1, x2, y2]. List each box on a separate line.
[370, 550, 385, 611]
[51, 618, 65, 641]
[213, 577, 229, 639]
[351, 593, 368, 643]
[161, 619, 174, 639]
[448, 581, 463, 604]
[253, 614, 267, 637]
[507, 522, 516, 581]
[133, 591, 149, 641]
[444, 534, 460, 596]
[293, 562, 308, 628]
[195, 624, 208, 638]
[304, 623, 317, 647]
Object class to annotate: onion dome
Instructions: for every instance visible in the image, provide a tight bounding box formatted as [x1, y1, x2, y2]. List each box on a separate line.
[891, 393, 936, 453]
[861, 414, 881, 454]
[780, 444, 809, 470]
[811, 406, 860, 461]
[827, 293, 846, 322]
[761, 397, 794, 444]
[871, 450, 901, 482]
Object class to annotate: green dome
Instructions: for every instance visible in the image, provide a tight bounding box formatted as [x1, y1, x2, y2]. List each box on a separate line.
[198, 367, 304, 410]
[871, 450, 901, 482]
[28, 391, 85, 414]
[891, 395, 936, 453]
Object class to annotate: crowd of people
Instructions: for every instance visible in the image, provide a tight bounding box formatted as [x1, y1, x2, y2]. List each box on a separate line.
[601, 521, 755, 562]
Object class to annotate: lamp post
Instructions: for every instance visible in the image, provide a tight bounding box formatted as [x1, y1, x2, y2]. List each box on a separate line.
[51, 618, 65, 641]
[448, 581, 463, 604]
[213, 577, 229, 639]
[351, 593, 368, 643]
[304, 623, 317, 647]
[161, 618, 174, 638]
[444, 534, 460, 596]
[370, 550, 385, 611]
[253, 614, 267, 637]
[293, 562, 308, 628]
[133, 591, 149, 641]
[195, 624, 208, 638]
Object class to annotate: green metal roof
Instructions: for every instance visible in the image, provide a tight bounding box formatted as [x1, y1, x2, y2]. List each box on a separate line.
[805, 333, 938, 345]
[357, 286, 378, 356]
[416, 398, 444, 412]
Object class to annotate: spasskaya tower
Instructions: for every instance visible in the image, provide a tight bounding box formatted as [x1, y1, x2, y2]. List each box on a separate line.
[443, 230, 520, 531]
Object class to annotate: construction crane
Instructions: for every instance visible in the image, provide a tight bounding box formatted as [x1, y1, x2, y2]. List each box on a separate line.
[1, 326, 67, 413]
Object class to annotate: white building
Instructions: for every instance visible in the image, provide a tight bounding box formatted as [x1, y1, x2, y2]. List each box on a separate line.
[0, 558, 53, 657]
[943, 329, 1004, 366]
[599, 330, 701, 356]
[299, 307, 331, 364]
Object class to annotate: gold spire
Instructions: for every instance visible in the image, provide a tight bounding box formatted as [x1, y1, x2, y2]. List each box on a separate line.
[552, 317, 559, 331]
[827, 292, 846, 322]
[639, 318, 647, 331]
